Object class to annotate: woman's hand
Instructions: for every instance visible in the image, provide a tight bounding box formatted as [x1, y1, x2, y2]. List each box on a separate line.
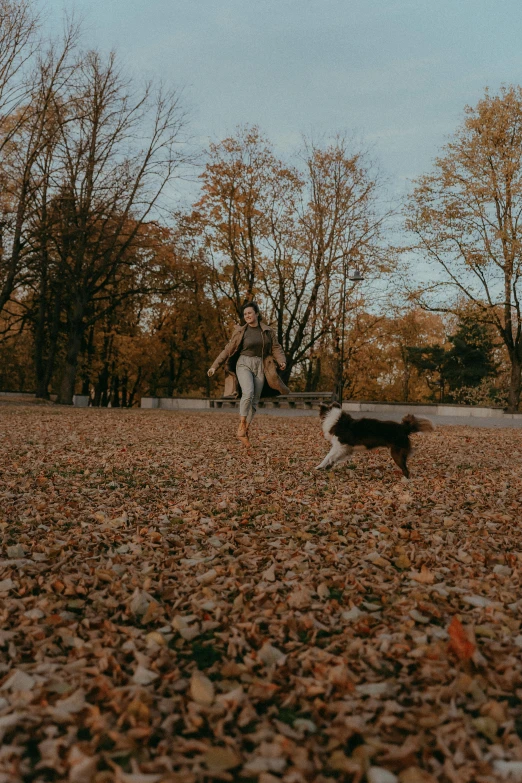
[207, 368, 215, 377]
[279, 363, 286, 371]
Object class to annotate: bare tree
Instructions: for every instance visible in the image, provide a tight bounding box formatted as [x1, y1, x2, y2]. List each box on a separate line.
[0, 0, 38, 155]
[196, 128, 390, 389]
[196, 126, 280, 322]
[274, 136, 389, 385]
[0, 24, 77, 319]
[44, 50, 189, 404]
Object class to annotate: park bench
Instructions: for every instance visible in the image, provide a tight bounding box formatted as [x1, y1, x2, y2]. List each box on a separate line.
[210, 391, 335, 410]
[211, 398, 240, 409]
[259, 391, 336, 409]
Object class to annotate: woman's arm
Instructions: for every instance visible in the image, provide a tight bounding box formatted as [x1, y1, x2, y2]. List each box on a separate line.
[208, 329, 240, 374]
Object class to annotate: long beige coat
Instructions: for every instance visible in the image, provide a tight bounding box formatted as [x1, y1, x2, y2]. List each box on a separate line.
[211, 321, 290, 398]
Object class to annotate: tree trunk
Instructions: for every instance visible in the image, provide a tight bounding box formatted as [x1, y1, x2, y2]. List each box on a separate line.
[167, 353, 175, 397]
[39, 286, 64, 400]
[111, 368, 120, 407]
[439, 374, 445, 403]
[304, 357, 321, 391]
[121, 374, 128, 408]
[99, 365, 110, 407]
[507, 355, 522, 412]
[399, 346, 410, 402]
[34, 307, 62, 400]
[57, 314, 83, 405]
[34, 270, 49, 398]
[0, 180, 28, 315]
[128, 367, 142, 408]
[304, 360, 313, 392]
[35, 349, 50, 399]
[33, 264, 62, 400]
[80, 326, 95, 397]
[402, 366, 410, 402]
[94, 332, 113, 406]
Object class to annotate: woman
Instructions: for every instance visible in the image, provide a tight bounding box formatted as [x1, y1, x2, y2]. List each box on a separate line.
[208, 302, 289, 445]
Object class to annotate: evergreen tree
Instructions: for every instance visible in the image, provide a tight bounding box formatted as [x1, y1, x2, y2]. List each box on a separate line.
[406, 319, 497, 403]
[405, 345, 447, 402]
[444, 320, 497, 400]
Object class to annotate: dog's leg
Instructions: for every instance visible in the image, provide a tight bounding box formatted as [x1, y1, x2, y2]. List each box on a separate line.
[391, 446, 410, 478]
[316, 440, 352, 470]
[333, 446, 354, 468]
[316, 445, 338, 470]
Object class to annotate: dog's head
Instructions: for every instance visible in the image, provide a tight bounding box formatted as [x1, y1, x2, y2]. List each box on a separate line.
[319, 401, 341, 420]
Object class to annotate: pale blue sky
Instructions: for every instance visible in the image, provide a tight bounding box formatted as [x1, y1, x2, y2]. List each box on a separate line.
[42, 0, 522, 200]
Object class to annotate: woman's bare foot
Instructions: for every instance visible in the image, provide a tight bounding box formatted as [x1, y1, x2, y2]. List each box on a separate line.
[237, 417, 251, 446]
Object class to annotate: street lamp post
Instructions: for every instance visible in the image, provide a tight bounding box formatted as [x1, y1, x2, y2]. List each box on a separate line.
[338, 262, 364, 405]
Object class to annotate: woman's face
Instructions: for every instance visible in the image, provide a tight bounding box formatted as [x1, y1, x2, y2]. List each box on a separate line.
[244, 307, 258, 325]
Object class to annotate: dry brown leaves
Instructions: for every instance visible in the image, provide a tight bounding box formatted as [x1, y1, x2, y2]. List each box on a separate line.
[0, 407, 522, 783]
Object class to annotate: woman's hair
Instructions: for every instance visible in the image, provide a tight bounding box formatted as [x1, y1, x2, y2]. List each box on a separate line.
[242, 301, 260, 318]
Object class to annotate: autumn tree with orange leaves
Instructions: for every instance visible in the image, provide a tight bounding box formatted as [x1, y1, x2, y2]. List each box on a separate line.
[406, 86, 522, 411]
[195, 126, 391, 388]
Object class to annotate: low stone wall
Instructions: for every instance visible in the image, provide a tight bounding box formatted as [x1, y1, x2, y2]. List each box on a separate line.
[342, 401, 522, 419]
[141, 396, 522, 419]
[0, 391, 58, 404]
[0, 391, 36, 397]
[141, 397, 211, 410]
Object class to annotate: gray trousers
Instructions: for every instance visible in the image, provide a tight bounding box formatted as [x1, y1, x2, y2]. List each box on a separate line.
[236, 356, 264, 424]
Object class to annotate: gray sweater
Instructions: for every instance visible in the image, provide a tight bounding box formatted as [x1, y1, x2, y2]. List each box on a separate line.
[240, 325, 263, 357]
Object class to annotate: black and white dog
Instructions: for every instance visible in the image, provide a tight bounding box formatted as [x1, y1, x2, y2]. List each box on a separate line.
[316, 403, 434, 477]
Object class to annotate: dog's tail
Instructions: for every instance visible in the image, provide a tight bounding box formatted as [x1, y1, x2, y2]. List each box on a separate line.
[401, 414, 435, 434]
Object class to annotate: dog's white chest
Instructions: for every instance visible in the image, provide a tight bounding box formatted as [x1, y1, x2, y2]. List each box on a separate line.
[322, 407, 342, 442]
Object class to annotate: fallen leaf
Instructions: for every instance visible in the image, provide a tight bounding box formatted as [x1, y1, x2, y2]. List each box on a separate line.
[410, 565, 435, 584]
[367, 768, 398, 783]
[394, 554, 411, 570]
[196, 568, 217, 585]
[204, 746, 241, 771]
[68, 746, 97, 783]
[190, 670, 214, 705]
[493, 761, 522, 780]
[287, 586, 311, 609]
[317, 582, 330, 599]
[447, 616, 476, 660]
[53, 689, 86, 715]
[1, 670, 35, 691]
[258, 642, 286, 667]
[262, 563, 276, 582]
[7, 544, 25, 558]
[132, 666, 159, 685]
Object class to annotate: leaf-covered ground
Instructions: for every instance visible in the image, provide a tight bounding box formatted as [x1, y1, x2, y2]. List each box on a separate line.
[1, 407, 522, 783]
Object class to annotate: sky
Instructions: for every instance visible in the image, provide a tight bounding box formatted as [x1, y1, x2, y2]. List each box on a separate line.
[41, 0, 522, 203]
